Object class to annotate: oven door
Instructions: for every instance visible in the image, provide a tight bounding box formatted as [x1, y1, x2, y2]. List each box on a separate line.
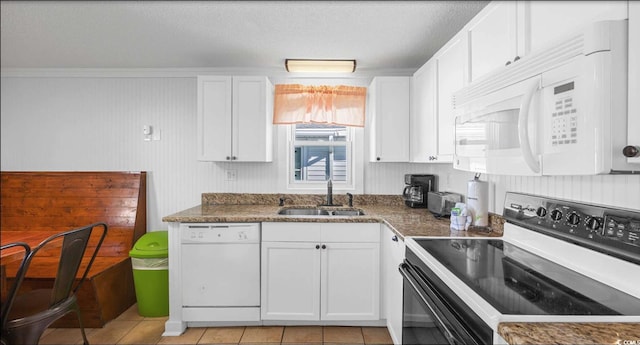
[399, 254, 492, 345]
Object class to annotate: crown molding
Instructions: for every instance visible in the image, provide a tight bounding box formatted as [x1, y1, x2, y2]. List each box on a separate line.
[1, 67, 416, 78]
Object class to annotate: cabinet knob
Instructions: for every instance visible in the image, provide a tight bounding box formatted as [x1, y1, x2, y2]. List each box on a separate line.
[376, 157, 381, 161]
[392, 235, 398, 242]
[316, 244, 320, 250]
[226, 156, 231, 160]
[623, 145, 640, 158]
[232, 156, 237, 160]
[505, 60, 511, 66]
[321, 244, 327, 249]
[513, 56, 521, 62]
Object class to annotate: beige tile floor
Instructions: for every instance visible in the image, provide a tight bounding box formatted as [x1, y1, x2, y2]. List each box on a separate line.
[39, 304, 393, 345]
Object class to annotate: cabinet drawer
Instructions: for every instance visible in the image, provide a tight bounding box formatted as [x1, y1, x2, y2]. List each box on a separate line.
[262, 222, 321, 242]
[262, 222, 380, 243]
[322, 223, 380, 243]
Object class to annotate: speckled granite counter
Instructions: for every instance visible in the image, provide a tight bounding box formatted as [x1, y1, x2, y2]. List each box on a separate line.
[162, 193, 503, 238]
[498, 322, 640, 345]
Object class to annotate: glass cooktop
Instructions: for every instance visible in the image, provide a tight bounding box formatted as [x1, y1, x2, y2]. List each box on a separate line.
[413, 238, 640, 315]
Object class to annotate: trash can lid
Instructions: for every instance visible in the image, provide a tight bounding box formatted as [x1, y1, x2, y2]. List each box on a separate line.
[130, 231, 169, 258]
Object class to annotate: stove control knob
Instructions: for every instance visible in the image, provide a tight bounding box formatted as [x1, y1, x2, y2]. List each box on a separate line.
[567, 212, 580, 226]
[536, 207, 547, 218]
[551, 209, 563, 221]
[586, 216, 603, 231]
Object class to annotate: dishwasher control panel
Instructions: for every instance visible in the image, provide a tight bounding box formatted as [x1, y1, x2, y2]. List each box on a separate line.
[180, 223, 260, 244]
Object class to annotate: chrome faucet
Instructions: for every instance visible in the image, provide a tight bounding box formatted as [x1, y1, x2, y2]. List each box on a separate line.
[326, 179, 333, 206]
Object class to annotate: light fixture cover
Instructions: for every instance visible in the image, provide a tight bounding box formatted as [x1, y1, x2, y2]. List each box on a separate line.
[285, 59, 356, 73]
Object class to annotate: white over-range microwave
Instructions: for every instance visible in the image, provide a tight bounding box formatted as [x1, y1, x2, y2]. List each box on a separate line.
[453, 19, 639, 176]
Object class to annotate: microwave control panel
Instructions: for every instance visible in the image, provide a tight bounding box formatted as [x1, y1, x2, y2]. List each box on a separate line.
[550, 81, 578, 147]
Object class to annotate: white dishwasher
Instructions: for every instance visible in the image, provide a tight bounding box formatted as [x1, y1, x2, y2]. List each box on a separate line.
[180, 223, 260, 322]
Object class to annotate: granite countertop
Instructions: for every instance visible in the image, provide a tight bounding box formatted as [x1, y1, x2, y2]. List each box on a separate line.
[162, 201, 503, 239]
[498, 322, 640, 345]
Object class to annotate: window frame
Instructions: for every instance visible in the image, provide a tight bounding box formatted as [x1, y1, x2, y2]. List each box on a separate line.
[286, 124, 356, 191]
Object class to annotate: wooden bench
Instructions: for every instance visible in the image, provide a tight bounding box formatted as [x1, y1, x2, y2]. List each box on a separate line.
[1, 171, 147, 328]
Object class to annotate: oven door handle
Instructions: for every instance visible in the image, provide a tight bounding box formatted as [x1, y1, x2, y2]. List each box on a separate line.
[399, 263, 462, 345]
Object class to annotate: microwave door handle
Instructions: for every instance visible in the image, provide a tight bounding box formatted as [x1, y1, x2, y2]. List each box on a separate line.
[518, 80, 541, 174]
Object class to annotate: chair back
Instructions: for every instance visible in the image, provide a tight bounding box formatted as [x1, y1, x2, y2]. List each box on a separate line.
[0, 242, 31, 331]
[30, 223, 108, 307]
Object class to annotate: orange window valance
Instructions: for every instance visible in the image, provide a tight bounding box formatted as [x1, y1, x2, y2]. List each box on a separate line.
[273, 84, 367, 127]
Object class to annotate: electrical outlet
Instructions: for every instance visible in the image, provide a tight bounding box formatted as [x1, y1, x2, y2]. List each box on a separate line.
[225, 169, 237, 181]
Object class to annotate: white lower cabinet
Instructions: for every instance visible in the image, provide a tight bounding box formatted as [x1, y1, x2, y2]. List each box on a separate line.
[261, 241, 321, 320]
[261, 222, 380, 321]
[381, 225, 405, 345]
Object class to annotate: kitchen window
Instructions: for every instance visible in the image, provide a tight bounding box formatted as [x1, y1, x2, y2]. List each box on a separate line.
[288, 123, 355, 189]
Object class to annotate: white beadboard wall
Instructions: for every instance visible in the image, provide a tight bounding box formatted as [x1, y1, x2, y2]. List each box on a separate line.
[2, 76, 639, 232]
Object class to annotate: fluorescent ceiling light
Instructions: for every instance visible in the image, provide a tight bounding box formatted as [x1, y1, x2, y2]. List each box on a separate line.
[285, 59, 356, 73]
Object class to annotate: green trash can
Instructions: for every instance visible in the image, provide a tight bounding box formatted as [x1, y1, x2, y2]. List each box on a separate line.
[129, 231, 169, 317]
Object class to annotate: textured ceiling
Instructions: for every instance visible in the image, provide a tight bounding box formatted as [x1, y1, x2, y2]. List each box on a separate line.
[0, 1, 488, 73]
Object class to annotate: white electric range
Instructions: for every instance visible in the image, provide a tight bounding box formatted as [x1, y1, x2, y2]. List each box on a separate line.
[401, 192, 640, 345]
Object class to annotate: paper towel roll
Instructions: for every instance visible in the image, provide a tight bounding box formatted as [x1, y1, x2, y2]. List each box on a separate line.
[467, 177, 488, 227]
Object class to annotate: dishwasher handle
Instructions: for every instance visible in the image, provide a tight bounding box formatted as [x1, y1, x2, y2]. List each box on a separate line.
[182, 223, 261, 243]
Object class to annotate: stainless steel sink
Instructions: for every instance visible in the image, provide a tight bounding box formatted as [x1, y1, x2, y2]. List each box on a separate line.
[278, 208, 331, 216]
[331, 209, 366, 216]
[277, 208, 365, 216]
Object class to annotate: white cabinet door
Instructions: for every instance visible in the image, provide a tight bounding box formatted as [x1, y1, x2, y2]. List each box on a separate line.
[526, 1, 628, 53]
[321, 242, 380, 321]
[197, 76, 232, 161]
[261, 241, 321, 320]
[436, 32, 468, 158]
[467, 2, 519, 81]
[233, 76, 273, 162]
[411, 59, 439, 163]
[197, 76, 273, 162]
[369, 77, 410, 162]
[628, 1, 640, 164]
[381, 226, 404, 345]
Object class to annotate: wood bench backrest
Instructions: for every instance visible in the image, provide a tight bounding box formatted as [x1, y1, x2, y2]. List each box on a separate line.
[1, 171, 147, 257]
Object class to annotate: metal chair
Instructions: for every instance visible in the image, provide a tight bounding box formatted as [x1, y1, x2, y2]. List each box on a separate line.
[1, 242, 31, 345]
[2, 223, 108, 345]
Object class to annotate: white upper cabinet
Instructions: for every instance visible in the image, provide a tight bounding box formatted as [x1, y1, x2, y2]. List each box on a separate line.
[525, 1, 628, 53]
[628, 2, 640, 164]
[434, 31, 468, 159]
[467, 1, 522, 82]
[197, 76, 273, 162]
[369, 77, 410, 162]
[411, 59, 449, 162]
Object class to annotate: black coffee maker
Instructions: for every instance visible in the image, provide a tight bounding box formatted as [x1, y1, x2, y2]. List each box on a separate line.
[402, 174, 436, 208]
